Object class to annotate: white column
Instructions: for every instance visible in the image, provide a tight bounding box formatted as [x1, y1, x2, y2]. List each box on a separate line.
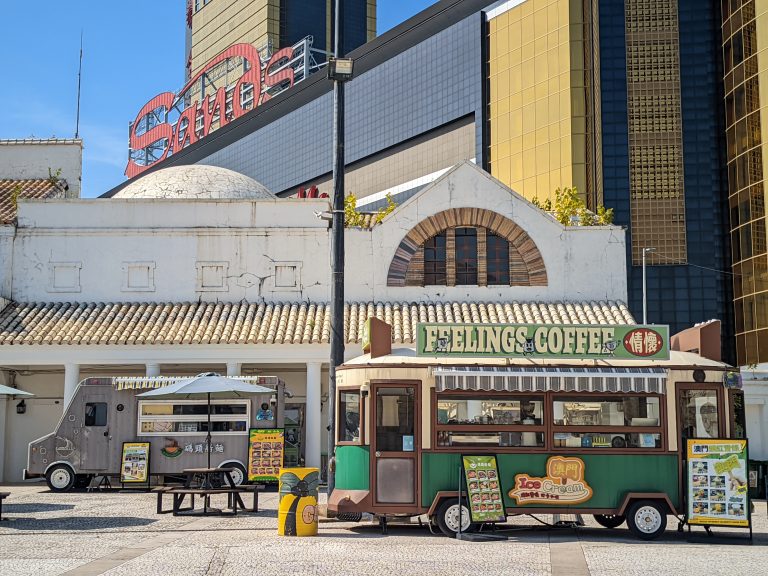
[305, 362, 322, 469]
[63, 363, 80, 408]
[226, 362, 242, 377]
[145, 363, 161, 377]
[0, 396, 6, 482]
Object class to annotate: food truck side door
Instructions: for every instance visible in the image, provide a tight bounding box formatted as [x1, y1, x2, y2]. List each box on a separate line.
[80, 389, 113, 472]
[370, 382, 420, 510]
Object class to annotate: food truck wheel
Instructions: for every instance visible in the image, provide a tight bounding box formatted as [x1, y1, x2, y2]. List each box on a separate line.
[46, 464, 76, 492]
[593, 514, 625, 529]
[627, 500, 667, 540]
[434, 498, 476, 537]
[220, 462, 247, 486]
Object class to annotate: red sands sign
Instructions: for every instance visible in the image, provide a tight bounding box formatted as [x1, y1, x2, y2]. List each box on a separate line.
[126, 43, 297, 179]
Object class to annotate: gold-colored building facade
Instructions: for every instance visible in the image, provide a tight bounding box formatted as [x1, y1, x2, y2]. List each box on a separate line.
[723, 0, 768, 365]
[626, 0, 687, 267]
[488, 0, 601, 207]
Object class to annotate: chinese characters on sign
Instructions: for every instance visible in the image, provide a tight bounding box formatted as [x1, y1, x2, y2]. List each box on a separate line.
[120, 442, 150, 483]
[183, 442, 225, 454]
[508, 456, 593, 505]
[462, 455, 506, 523]
[248, 428, 285, 482]
[687, 439, 750, 528]
[417, 323, 669, 360]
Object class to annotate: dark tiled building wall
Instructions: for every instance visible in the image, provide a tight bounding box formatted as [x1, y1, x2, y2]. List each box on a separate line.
[199, 13, 484, 196]
[600, 0, 733, 363]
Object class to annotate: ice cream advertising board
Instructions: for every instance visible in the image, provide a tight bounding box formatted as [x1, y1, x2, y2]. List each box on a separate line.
[120, 442, 150, 483]
[462, 455, 506, 523]
[687, 439, 749, 527]
[248, 429, 285, 482]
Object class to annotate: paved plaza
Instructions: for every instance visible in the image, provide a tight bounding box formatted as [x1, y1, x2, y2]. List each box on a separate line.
[0, 484, 765, 576]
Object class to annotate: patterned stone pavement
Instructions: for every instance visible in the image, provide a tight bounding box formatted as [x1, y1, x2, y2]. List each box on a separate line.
[0, 484, 765, 576]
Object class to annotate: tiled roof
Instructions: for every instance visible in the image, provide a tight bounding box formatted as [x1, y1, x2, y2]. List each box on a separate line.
[0, 300, 635, 346]
[0, 179, 66, 224]
[0, 138, 82, 146]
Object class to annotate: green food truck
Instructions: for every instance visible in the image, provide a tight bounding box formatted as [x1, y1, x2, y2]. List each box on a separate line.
[328, 321, 746, 540]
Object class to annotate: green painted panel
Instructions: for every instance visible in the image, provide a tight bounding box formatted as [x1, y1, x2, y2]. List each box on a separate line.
[421, 453, 679, 510]
[335, 446, 370, 490]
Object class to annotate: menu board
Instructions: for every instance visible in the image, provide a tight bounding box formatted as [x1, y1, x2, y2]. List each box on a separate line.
[462, 455, 506, 523]
[687, 438, 749, 528]
[248, 428, 285, 482]
[120, 442, 150, 483]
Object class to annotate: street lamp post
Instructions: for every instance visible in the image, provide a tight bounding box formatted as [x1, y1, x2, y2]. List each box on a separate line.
[327, 0, 354, 498]
[642, 247, 656, 325]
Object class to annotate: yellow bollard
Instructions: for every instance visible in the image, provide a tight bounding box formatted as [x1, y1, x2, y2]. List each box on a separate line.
[277, 467, 319, 536]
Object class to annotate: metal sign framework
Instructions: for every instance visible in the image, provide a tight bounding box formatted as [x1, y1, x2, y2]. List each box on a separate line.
[127, 36, 328, 178]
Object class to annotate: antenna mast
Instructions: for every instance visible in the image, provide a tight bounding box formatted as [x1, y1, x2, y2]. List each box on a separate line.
[75, 31, 83, 139]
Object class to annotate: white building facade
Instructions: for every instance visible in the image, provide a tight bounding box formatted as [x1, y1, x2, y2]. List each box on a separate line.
[0, 162, 632, 481]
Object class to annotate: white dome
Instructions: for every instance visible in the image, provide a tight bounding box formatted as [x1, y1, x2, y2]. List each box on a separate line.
[115, 165, 275, 199]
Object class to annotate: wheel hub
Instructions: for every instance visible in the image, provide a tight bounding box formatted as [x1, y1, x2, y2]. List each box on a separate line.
[445, 504, 471, 533]
[635, 506, 661, 533]
[51, 469, 71, 489]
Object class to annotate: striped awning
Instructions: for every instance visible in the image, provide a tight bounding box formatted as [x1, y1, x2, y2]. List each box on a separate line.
[111, 375, 280, 391]
[433, 366, 667, 394]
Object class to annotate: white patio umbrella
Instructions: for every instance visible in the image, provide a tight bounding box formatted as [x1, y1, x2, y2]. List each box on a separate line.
[0, 384, 33, 397]
[137, 373, 274, 470]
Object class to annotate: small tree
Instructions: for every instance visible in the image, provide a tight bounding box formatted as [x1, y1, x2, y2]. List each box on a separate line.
[535, 186, 615, 227]
[344, 193, 396, 227]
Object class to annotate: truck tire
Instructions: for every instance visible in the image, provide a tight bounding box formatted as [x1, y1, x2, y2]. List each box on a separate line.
[593, 514, 625, 529]
[626, 500, 667, 540]
[46, 464, 76, 492]
[220, 462, 247, 486]
[434, 498, 476, 537]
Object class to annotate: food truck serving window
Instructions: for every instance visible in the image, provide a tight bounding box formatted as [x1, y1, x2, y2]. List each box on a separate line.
[435, 394, 546, 449]
[338, 390, 361, 444]
[137, 400, 250, 436]
[552, 394, 663, 450]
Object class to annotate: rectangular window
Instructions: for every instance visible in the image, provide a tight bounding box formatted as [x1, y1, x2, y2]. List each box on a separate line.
[376, 387, 415, 452]
[85, 403, 108, 427]
[339, 390, 361, 443]
[435, 394, 545, 449]
[424, 233, 447, 285]
[486, 232, 510, 285]
[552, 396, 661, 427]
[680, 389, 720, 439]
[137, 400, 250, 436]
[455, 227, 478, 285]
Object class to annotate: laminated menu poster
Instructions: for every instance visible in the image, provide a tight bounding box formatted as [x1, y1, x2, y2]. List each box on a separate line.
[248, 428, 285, 481]
[120, 442, 150, 483]
[687, 438, 749, 528]
[462, 455, 506, 523]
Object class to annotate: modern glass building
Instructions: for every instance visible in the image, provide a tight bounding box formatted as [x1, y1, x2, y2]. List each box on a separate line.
[112, 0, 734, 360]
[722, 0, 768, 366]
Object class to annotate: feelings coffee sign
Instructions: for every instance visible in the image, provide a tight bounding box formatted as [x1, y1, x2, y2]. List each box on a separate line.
[417, 323, 669, 360]
[508, 456, 593, 505]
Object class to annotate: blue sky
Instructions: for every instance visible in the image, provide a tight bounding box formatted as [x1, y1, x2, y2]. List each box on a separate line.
[0, 1, 434, 198]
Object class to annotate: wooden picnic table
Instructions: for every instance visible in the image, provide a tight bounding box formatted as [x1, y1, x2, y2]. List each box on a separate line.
[154, 468, 263, 516]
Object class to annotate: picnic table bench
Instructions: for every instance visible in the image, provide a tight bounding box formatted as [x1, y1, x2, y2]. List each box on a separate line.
[0, 492, 9, 521]
[153, 468, 265, 516]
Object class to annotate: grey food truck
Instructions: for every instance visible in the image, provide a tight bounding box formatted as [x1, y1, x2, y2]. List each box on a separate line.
[25, 375, 285, 491]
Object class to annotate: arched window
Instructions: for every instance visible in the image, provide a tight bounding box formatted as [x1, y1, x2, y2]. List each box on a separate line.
[387, 208, 548, 288]
[424, 232, 447, 285]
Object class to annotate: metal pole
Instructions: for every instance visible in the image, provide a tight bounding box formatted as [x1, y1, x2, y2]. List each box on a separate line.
[642, 249, 647, 325]
[642, 247, 655, 325]
[327, 0, 345, 496]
